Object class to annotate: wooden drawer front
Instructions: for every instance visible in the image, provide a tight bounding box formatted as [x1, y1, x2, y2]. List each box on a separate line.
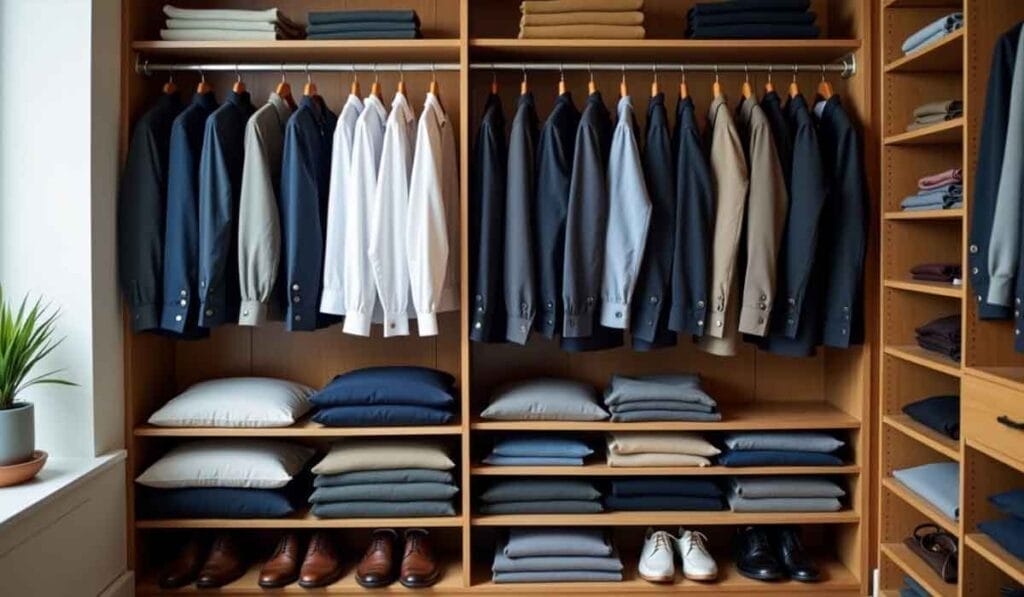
[964, 376, 1024, 470]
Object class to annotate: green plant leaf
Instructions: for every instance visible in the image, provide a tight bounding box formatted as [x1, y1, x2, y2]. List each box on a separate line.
[0, 286, 75, 408]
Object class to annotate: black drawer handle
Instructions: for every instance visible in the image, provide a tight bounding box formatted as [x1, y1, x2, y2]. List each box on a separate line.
[997, 415, 1024, 430]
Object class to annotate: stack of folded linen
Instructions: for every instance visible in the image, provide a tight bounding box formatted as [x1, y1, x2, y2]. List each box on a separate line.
[893, 462, 959, 521]
[479, 479, 603, 514]
[135, 439, 314, 519]
[518, 0, 645, 40]
[902, 12, 963, 55]
[160, 5, 304, 41]
[309, 440, 457, 518]
[481, 378, 609, 422]
[910, 263, 962, 284]
[901, 167, 964, 211]
[727, 476, 845, 513]
[902, 394, 960, 440]
[306, 9, 420, 39]
[686, 0, 819, 40]
[915, 314, 961, 362]
[978, 489, 1024, 561]
[483, 435, 593, 466]
[605, 431, 720, 468]
[602, 374, 721, 422]
[907, 99, 963, 131]
[718, 432, 845, 467]
[605, 478, 724, 511]
[310, 366, 455, 427]
[493, 528, 623, 583]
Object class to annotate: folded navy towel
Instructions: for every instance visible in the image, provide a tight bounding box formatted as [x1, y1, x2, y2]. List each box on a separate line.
[307, 21, 418, 35]
[312, 404, 452, 426]
[688, 24, 820, 39]
[902, 394, 960, 440]
[308, 10, 419, 25]
[605, 494, 725, 511]
[689, 0, 810, 16]
[138, 486, 296, 518]
[979, 517, 1024, 560]
[610, 478, 723, 498]
[307, 31, 420, 39]
[719, 450, 845, 467]
[689, 10, 816, 27]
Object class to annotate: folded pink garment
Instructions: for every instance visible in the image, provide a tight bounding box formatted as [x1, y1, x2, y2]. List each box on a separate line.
[918, 168, 962, 190]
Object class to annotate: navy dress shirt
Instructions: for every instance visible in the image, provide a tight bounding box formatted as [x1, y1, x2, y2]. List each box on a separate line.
[161, 92, 218, 336]
[118, 93, 183, 332]
[469, 93, 508, 343]
[281, 95, 338, 331]
[505, 93, 540, 344]
[197, 90, 255, 328]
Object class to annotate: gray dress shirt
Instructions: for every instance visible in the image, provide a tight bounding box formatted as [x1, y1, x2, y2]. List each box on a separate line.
[237, 93, 291, 326]
[504, 93, 539, 344]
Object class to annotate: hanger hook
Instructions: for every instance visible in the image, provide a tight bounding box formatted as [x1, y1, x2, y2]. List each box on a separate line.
[305, 63, 312, 84]
[820, 64, 827, 81]
[522, 65, 527, 85]
[491, 63, 497, 86]
[198, 67, 206, 83]
[767, 64, 773, 84]
[431, 62, 437, 83]
[744, 64, 749, 83]
[559, 63, 565, 82]
[680, 64, 686, 83]
[280, 63, 286, 82]
[621, 64, 626, 83]
[714, 64, 719, 83]
[588, 62, 594, 83]
[168, 67, 174, 85]
[373, 63, 379, 83]
[793, 64, 798, 82]
[652, 63, 658, 83]
[235, 64, 242, 84]
[399, 62, 404, 82]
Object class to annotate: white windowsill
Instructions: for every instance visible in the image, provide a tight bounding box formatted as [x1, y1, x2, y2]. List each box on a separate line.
[0, 449, 126, 530]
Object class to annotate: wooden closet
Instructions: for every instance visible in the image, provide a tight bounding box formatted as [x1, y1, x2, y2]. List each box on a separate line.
[121, 1, 876, 593]
[879, 0, 1024, 595]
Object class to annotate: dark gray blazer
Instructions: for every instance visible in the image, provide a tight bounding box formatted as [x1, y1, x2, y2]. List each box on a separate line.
[504, 93, 539, 344]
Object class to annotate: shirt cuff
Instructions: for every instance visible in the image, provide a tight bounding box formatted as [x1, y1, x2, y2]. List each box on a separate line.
[600, 300, 631, 329]
[382, 312, 410, 337]
[319, 289, 346, 316]
[130, 303, 161, 332]
[238, 300, 267, 326]
[506, 316, 532, 345]
[342, 311, 373, 336]
[738, 303, 770, 336]
[987, 274, 1015, 307]
[417, 312, 439, 336]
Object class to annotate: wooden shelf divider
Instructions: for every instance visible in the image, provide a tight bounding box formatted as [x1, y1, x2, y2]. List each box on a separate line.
[883, 414, 961, 460]
[883, 118, 964, 146]
[881, 477, 959, 535]
[881, 542, 957, 597]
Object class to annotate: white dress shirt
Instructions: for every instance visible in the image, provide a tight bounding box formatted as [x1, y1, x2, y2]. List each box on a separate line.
[320, 93, 363, 316]
[407, 92, 459, 336]
[341, 93, 387, 335]
[600, 96, 651, 329]
[368, 92, 417, 337]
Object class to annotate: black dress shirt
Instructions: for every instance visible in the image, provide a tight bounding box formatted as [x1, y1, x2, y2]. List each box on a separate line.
[470, 93, 508, 343]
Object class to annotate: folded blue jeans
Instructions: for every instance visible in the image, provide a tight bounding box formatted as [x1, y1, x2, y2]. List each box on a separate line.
[610, 478, 722, 498]
[604, 495, 724, 511]
[312, 404, 452, 426]
[718, 450, 844, 467]
[902, 13, 963, 53]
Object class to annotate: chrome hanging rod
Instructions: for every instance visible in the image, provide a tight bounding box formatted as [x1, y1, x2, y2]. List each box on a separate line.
[135, 58, 460, 75]
[471, 54, 857, 79]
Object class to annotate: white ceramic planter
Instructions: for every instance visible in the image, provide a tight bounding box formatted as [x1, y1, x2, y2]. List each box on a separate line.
[0, 402, 34, 466]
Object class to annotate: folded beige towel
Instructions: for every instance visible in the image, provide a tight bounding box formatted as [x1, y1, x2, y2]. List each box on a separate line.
[607, 432, 721, 457]
[606, 451, 712, 467]
[521, 0, 644, 14]
[521, 11, 644, 26]
[519, 24, 645, 38]
[160, 29, 283, 41]
[312, 440, 455, 475]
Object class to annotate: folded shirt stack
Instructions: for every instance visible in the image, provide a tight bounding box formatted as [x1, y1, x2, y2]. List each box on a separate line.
[919, 167, 963, 190]
[915, 314, 961, 362]
[910, 263, 962, 284]
[602, 374, 722, 422]
[518, 0, 645, 40]
[480, 479, 603, 514]
[135, 439, 314, 519]
[605, 478, 724, 511]
[902, 12, 963, 55]
[160, 5, 304, 41]
[718, 431, 846, 467]
[309, 440, 457, 518]
[483, 435, 593, 466]
[310, 366, 455, 427]
[893, 462, 959, 521]
[907, 99, 963, 131]
[605, 431, 720, 467]
[686, 0, 820, 40]
[306, 9, 421, 40]
[727, 476, 845, 512]
[492, 528, 623, 583]
[481, 378, 609, 422]
[979, 489, 1024, 561]
[902, 394, 960, 440]
[901, 574, 931, 597]
[900, 185, 963, 211]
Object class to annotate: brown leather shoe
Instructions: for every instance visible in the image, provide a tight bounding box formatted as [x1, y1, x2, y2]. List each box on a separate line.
[159, 535, 207, 589]
[259, 533, 303, 588]
[196, 533, 246, 588]
[298, 531, 343, 588]
[401, 529, 440, 588]
[356, 529, 398, 588]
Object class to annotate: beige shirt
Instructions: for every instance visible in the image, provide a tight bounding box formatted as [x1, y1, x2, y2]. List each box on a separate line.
[698, 94, 750, 357]
[737, 95, 788, 337]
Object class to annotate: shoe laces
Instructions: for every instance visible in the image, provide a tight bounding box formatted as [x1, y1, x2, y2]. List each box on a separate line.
[685, 532, 709, 556]
[650, 531, 672, 554]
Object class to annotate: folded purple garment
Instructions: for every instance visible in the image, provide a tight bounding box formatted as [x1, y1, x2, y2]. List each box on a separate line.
[915, 314, 961, 342]
[910, 263, 961, 282]
[918, 168, 962, 190]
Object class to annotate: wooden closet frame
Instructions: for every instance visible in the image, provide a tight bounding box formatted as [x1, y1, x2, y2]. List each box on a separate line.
[879, 1, 1024, 595]
[119, 1, 877, 594]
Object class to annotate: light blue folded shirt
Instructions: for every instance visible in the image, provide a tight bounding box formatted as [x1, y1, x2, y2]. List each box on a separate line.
[902, 13, 963, 54]
[893, 462, 960, 520]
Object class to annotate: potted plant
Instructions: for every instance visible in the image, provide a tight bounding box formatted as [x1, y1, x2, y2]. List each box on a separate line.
[0, 286, 74, 467]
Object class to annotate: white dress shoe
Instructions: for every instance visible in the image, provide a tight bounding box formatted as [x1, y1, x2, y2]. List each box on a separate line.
[677, 529, 718, 581]
[638, 528, 676, 583]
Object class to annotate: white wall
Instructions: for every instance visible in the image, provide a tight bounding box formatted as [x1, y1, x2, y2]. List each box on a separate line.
[0, 0, 124, 457]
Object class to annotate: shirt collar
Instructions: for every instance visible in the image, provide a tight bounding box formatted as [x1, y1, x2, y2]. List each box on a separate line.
[363, 93, 387, 122]
[299, 95, 326, 126]
[708, 94, 727, 125]
[343, 93, 364, 114]
[193, 91, 218, 112]
[390, 91, 415, 124]
[738, 94, 759, 125]
[424, 92, 446, 125]
[226, 90, 252, 110]
[616, 95, 634, 120]
[266, 92, 292, 124]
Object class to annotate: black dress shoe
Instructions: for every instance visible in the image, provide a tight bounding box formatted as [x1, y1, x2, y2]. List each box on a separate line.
[776, 526, 820, 582]
[734, 526, 785, 581]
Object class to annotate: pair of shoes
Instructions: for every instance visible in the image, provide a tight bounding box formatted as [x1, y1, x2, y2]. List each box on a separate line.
[357, 528, 440, 589]
[259, 531, 344, 588]
[639, 527, 718, 583]
[159, 533, 246, 589]
[734, 526, 820, 583]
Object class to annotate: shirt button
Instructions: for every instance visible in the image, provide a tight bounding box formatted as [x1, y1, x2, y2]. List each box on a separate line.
[180, 289, 187, 297]
[1017, 328, 1021, 336]
[697, 320, 705, 327]
[586, 297, 595, 305]
[1017, 298, 1022, 306]
[972, 267, 979, 275]
[174, 314, 183, 322]
[205, 309, 214, 316]
[758, 317, 765, 324]
[650, 296, 658, 303]
[546, 319, 553, 325]
[760, 293, 767, 301]
[293, 296, 301, 303]
[647, 320, 654, 326]
[292, 284, 300, 291]
[546, 302, 554, 309]
[842, 306, 850, 313]
[697, 301, 705, 309]
[787, 318, 794, 325]
[715, 320, 723, 328]
[179, 299, 187, 307]
[389, 322, 396, 329]
[615, 311, 622, 319]
[758, 303, 766, 310]
[294, 314, 302, 322]
[969, 244, 978, 254]
[478, 306, 484, 313]
[200, 280, 206, 287]
[475, 294, 482, 301]
[242, 310, 249, 317]
[474, 321, 482, 329]
[977, 295, 983, 302]
[787, 298, 795, 305]
[520, 324, 527, 333]
[841, 328, 848, 335]
[521, 302, 527, 310]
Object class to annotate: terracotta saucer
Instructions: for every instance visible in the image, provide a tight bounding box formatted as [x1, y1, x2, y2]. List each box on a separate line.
[0, 451, 48, 488]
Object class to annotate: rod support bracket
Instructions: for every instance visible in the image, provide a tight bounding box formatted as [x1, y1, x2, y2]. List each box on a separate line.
[839, 52, 857, 79]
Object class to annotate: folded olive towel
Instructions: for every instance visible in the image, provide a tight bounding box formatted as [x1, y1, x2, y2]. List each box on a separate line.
[606, 432, 721, 457]
[519, 24, 645, 38]
[521, 11, 644, 26]
[521, 0, 644, 13]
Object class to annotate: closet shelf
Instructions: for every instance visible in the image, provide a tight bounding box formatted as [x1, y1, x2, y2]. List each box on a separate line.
[965, 533, 1024, 586]
[883, 0, 962, 7]
[470, 463, 861, 476]
[964, 366, 1024, 395]
[471, 402, 859, 431]
[468, 38, 860, 62]
[133, 420, 463, 437]
[880, 542, 957, 597]
[884, 28, 964, 73]
[884, 118, 964, 145]
[135, 512, 465, 529]
[883, 279, 964, 298]
[883, 414, 960, 460]
[471, 510, 859, 527]
[131, 39, 461, 62]
[881, 477, 959, 535]
[883, 209, 963, 220]
[883, 345, 962, 377]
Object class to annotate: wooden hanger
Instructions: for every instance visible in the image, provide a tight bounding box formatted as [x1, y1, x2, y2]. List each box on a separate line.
[679, 66, 689, 99]
[741, 66, 753, 100]
[588, 65, 598, 96]
[520, 68, 528, 96]
[491, 69, 499, 95]
[370, 67, 382, 98]
[303, 67, 317, 97]
[765, 66, 775, 94]
[275, 66, 296, 110]
[817, 66, 834, 100]
[350, 69, 362, 98]
[651, 66, 660, 98]
[619, 67, 628, 98]
[162, 71, 177, 95]
[232, 65, 246, 94]
[711, 67, 722, 99]
[196, 69, 213, 95]
[429, 64, 440, 100]
[558, 65, 568, 96]
[789, 67, 800, 98]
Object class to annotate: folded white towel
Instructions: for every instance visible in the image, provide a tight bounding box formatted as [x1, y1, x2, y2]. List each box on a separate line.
[163, 4, 299, 28]
[160, 29, 280, 41]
